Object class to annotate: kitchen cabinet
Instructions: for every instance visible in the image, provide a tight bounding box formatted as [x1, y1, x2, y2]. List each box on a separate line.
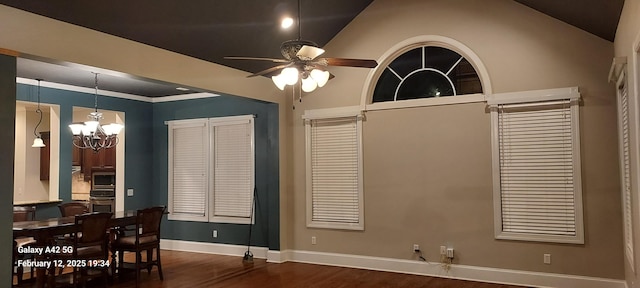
[72, 144, 82, 166]
[81, 146, 116, 181]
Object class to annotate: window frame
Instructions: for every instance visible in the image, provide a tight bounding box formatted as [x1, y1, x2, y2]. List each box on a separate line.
[303, 107, 364, 231]
[616, 70, 635, 267]
[488, 87, 584, 244]
[209, 115, 255, 225]
[361, 35, 492, 111]
[167, 115, 255, 224]
[167, 118, 210, 222]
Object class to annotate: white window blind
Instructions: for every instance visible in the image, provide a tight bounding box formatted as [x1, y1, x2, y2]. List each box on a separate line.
[211, 118, 254, 222]
[489, 87, 583, 244]
[617, 73, 634, 265]
[305, 115, 363, 230]
[168, 120, 209, 222]
[167, 115, 254, 224]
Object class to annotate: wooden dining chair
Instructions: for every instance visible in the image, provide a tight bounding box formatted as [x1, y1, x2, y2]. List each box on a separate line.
[52, 212, 112, 288]
[13, 205, 36, 286]
[55, 201, 90, 265]
[58, 202, 89, 217]
[111, 206, 166, 287]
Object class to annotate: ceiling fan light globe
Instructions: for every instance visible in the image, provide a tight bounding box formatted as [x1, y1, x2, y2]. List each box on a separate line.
[272, 74, 287, 90]
[302, 77, 318, 92]
[310, 69, 330, 87]
[281, 67, 299, 85]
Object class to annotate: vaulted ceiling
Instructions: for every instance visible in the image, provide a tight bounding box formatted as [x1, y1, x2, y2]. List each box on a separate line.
[0, 0, 625, 97]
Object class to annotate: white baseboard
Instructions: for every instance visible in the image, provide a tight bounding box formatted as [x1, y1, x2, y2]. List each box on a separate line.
[160, 239, 268, 259]
[159, 239, 625, 288]
[287, 250, 626, 288]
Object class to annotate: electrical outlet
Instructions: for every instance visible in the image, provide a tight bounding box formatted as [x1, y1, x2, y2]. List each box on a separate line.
[413, 244, 420, 252]
[311, 236, 317, 245]
[127, 188, 134, 196]
[446, 248, 454, 259]
[440, 246, 447, 255]
[544, 254, 551, 264]
[213, 230, 218, 238]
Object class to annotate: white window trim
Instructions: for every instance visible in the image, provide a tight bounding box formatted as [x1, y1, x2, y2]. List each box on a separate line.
[360, 35, 493, 111]
[303, 106, 364, 230]
[489, 87, 584, 244]
[617, 70, 635, 269]
[167, 115, 255, 224]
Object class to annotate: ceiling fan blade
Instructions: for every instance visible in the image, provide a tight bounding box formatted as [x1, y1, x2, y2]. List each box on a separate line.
[296, 45, 325, 61]
[224, 56, 289, 63]
[323, 57, 378, 68]
[246, 64, 290, 78]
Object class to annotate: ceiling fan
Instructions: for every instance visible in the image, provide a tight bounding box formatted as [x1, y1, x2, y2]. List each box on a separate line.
[224, 0, 378, 93]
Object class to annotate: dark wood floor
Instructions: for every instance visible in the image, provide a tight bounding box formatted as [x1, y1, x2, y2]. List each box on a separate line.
[104, 250, 528, 288]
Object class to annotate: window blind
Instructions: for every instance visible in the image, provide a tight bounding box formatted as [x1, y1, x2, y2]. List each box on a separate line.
[309, 117, 360, 224]
[619, 79, 634, 259]
[212, 119, 254, 219]
[170, 122, 208, 219]
[498, 101, 577, 236]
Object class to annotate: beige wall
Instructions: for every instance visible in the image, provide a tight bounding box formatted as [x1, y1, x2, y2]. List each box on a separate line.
[14, 102, 50, 203]
[290, 0, 622, 279]
[614, 0, 640, 286]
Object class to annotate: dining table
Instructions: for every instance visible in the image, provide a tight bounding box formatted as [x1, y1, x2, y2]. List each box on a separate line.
[12, 210, 139, 288]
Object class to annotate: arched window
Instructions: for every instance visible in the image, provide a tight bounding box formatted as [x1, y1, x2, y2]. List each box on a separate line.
[372, 45, 483, 103]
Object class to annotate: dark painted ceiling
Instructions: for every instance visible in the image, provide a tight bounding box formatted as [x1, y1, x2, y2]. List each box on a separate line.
[0, 0, 624, 97]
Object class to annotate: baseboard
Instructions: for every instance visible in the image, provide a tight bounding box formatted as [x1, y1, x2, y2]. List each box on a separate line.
[159, 239, 625, 288]
[287, 250, 626, 288]
[160, 239, 269, 259]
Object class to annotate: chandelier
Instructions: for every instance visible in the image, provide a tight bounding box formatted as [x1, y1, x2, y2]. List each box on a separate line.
[69, 73, 123, 152]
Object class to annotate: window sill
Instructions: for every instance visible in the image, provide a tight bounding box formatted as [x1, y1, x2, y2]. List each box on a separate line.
[365, 94, 485, 111]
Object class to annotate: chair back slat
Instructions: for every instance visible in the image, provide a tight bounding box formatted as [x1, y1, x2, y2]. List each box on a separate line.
[75, 212, 112, 246]
[137, 206, 165, 238]
[59, 202, 89, 217]
[13, 206, 36, 222]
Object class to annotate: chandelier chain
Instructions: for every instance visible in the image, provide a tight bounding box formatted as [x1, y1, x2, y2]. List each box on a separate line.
[93, 72, 99, 112]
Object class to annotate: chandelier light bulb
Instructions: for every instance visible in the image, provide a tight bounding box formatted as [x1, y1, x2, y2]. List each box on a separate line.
[84, 120, 100, 134]
[310, 69, 330, 87]
[69, 123, 84, 135]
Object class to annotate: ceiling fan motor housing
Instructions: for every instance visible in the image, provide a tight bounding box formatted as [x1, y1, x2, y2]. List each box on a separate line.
[280, 39, 319, 60]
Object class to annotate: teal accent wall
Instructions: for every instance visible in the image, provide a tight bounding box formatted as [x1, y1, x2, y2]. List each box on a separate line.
[11, 80, 280, 266]
[0, 54, 17, 287]
[153, 95, 280, 250]
[16, 83, 155, 218]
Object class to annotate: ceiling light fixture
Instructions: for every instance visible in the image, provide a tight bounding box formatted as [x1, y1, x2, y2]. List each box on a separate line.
[270, 0, 329, 93]
[69, 73, 123, 152]
[31, 79, 45, 148]
[281, 17, 294, 29]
